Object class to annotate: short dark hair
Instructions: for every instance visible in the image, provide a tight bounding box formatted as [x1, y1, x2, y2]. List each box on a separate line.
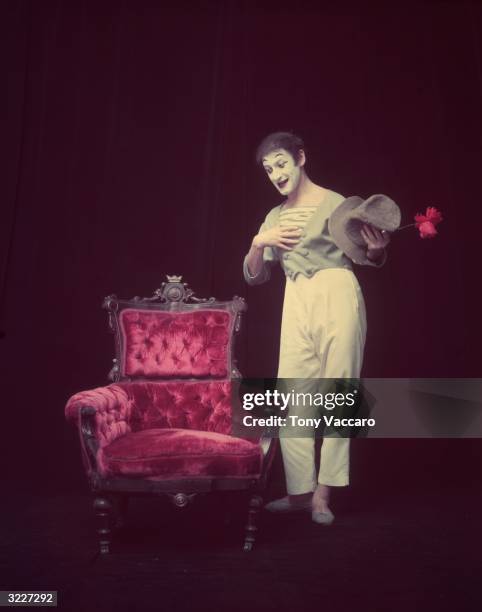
[255, 131, 305, 168]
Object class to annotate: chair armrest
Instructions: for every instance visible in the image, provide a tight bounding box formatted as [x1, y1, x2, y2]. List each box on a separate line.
[65, 385, 133, 478]
[65, 384, 133, 482]
[65, 384, 132, 443]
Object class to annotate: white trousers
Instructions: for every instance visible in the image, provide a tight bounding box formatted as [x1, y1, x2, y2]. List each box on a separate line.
[278, 268, 367, 494]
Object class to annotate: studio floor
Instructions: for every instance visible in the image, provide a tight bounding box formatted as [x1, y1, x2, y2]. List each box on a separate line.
[2, 451, 480, 612]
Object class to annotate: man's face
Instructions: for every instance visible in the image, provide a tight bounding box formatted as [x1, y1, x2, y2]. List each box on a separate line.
[262, 148, 302, 196]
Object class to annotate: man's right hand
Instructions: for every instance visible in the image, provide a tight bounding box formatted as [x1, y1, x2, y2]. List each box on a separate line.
[252, 226, 302, 250]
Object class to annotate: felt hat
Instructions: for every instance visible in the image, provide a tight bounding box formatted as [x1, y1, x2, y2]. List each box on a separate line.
[328, 194, 401, 264]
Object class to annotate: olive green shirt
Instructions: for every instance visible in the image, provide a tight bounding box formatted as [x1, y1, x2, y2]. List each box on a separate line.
[243, 188, 386, 285]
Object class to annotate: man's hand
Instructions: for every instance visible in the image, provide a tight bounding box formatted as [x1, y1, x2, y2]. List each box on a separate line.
[253, 226, 302, 251]
[360, 224, 391, 260]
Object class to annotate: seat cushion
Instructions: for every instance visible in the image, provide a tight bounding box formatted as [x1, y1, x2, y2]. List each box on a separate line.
[99, 428, 263, 479]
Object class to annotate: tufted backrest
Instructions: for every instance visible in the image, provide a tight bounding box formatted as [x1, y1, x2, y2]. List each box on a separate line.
[118, 309, 233, 379]
[123, 380, 233, 434]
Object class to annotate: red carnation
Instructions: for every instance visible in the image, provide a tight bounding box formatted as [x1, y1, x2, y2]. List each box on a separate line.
[414, 207, 443, 239]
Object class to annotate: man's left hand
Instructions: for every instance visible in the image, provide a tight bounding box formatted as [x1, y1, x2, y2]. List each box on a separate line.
[361, 224, 391, 260]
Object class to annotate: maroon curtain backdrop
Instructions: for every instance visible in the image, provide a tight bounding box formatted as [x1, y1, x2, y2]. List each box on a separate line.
[1, 0, 481, 490]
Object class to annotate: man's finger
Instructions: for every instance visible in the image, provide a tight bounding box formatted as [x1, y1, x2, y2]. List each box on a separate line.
[363, 224, 378, 241]
[279, 238, 301, 245]
[360, 227, 371, 244]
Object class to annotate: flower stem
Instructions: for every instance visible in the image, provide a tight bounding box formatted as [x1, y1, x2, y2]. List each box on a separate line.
[397, 223, 416, 231]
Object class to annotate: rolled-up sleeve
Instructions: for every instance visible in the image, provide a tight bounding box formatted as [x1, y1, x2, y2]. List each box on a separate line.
[243, 219, 278, 286]
[243, 253, 272, 285]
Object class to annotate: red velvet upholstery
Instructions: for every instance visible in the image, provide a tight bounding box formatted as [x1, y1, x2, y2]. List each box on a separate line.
[66, 384, 133, 476]
[124, 380, 232, 433]
[101, 428, 262, 479]
[65, 380, 260, 478]
[66, 384, 133, 447]
[119, 309, 232, 378]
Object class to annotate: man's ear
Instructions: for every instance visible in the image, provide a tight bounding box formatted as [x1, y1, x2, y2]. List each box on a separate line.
[297, 149, 306, 167]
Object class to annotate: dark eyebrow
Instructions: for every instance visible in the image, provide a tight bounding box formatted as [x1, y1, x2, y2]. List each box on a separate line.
[263, 155, 287, 167]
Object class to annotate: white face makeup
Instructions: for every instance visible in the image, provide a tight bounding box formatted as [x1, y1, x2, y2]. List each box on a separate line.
[262, 148, 302, 196]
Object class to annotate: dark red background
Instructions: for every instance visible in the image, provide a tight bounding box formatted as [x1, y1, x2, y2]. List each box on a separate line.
[1, 0, 481, 492]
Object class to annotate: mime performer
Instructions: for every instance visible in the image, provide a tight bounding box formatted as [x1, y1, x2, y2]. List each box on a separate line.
[243, 131, 392, 525]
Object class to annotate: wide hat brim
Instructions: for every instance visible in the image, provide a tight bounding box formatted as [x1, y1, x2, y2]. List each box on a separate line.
[328, 194, 401, 265]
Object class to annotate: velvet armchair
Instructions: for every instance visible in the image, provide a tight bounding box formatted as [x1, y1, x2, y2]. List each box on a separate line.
[65, 276, 276, 553]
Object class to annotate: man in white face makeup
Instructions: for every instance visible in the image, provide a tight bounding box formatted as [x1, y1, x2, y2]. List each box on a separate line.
[243, 131, 390, 525]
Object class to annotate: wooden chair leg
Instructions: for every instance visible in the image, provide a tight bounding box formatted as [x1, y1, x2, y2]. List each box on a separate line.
[93, 496, 113, 554]
[243, 494, 263, 552]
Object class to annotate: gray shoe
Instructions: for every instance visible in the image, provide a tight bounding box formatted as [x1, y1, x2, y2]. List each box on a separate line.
[311, 508, 335, 525]
[264, 496, 312, 513]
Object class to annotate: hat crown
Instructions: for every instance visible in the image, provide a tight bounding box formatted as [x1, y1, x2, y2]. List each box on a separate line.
[352, 194, 401, 231]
